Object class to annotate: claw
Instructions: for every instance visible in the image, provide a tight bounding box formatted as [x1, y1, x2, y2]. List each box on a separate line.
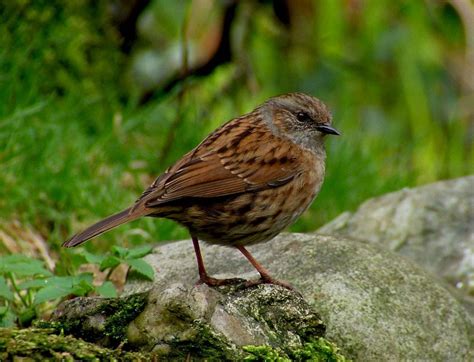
[244, 275, 295, 291]
[196, 275, 246, 287]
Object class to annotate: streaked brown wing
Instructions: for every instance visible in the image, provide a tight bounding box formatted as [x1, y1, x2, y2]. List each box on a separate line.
[134, 117, 302, 208]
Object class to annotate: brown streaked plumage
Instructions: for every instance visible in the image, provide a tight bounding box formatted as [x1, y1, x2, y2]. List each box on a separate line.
[63, 93, 340, 289]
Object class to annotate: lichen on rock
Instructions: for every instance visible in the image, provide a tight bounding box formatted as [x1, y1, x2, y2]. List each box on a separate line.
[126, 282, 327, 359]
[319, 175, 474, 306]
[0, 327, 148, 361]
[51, 292, 148, 347]
[48, 282, 332, 360]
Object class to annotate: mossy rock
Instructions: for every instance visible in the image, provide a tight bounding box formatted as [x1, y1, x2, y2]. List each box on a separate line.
[48, 283, 348, 360]
[125, 232, 472, 360]
[0, 327, 148, 361]
[244, 337, 348, 361]
[51, 293, 148, 348]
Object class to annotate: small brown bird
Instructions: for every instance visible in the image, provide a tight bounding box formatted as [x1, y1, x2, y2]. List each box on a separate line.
[63, 93, 339, 288]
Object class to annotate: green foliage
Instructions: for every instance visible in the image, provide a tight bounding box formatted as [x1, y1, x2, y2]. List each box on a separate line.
[0, 0, 133, 247]
[82, 245, 155, 280]
[0, 246, 153, 327]
[0, 0, 124, 99]
[243, 338, 349, 361]
[1, 1, 471, 252]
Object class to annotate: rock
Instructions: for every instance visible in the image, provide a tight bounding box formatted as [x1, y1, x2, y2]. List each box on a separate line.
[51, 282, 344, 360]
[318, 176, 474, 309]
[51, 293, 148, 347]
[0, 327, 149, 361]
[127, 283, 326, 359]
[125, 233, 473, 361]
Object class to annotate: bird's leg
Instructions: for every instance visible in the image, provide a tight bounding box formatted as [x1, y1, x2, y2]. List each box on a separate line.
[192, 235, 243, 286]
[192, 235, 208, 281]
[236, 245, 294, 290]
[235, 245, 272, 279]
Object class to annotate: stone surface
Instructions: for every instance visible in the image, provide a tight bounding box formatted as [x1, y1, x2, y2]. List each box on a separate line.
[52, 282, 331, 360]
[125, 233, 473, 361]
[127, 283, 325, 359]
[51, 293, 148, 347]
[319, 176, 474, 310]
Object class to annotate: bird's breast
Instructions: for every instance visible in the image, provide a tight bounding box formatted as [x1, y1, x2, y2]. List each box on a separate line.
[168, 151, 325, 247]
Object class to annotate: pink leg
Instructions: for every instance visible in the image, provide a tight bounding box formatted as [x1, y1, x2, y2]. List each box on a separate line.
[192, 235, 207, 280]
[192, 235, 243, 286]
[236, 245, 294, 290]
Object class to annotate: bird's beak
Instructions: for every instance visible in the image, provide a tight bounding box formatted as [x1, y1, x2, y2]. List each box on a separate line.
[316, 124, 341, 136]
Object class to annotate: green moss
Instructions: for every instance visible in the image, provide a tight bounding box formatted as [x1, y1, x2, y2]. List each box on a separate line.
[236, 285, 325, 349]
[0, 328, 149, 361]
[45, 293, 148, 347]
[292, 338, 349, 361]
[164, 321, 241, 360]
[244, 337, 349, 362]
[243, 345, 291, 361]
[100, 294, 148, 344]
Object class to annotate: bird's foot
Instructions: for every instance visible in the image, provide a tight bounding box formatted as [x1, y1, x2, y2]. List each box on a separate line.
[196, 275, 246, 287]
[197, 273, 298, 294]
[244, 274, 295, 291]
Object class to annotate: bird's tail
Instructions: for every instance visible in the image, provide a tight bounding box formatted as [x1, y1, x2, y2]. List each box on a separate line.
[63, 207, 147, 248]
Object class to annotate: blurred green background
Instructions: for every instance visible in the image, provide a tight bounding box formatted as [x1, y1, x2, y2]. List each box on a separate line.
[1, 0, 472, 256]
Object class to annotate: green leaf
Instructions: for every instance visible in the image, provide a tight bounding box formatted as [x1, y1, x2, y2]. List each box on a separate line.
[81, 250, 106, 265]
[0, 306, 16, 327]
[0, 255, 52, 277]
[34, 285, 72, 305]
[111, 245, 129, 259]
[96, 281, 117, 298]
[71, 279, 95, 296]
[0, 276, 14, 301]
[18, 279, 49, 290]
[65, 253, 90, 270]
[126, 259, 154, 281]
[100, 256, 121, 271]
[125, 245, 153, 260]
[33, 274, 94, 305]
[18, 307, 37, 327]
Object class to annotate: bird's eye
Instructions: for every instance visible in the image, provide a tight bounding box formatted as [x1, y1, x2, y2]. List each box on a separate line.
[296, 111, 312, 123]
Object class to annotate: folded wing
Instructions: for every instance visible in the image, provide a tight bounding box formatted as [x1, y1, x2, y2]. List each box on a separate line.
[135, 120, 302, 209]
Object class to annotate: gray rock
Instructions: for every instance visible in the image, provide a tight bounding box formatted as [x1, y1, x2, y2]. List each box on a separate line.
[51, 292, 148, 347]
[52, 282, 333, 360]
[127, 283, 326, 359]
[125, 233, 473, 361]
[319, 176, 474, 307]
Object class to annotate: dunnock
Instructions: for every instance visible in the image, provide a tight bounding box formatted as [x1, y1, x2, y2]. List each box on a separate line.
[63, 93, 340, 289]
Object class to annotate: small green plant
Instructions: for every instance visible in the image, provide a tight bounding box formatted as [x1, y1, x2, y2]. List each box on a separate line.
[78, 245, 155, 282]
[0, 246, 153, 327]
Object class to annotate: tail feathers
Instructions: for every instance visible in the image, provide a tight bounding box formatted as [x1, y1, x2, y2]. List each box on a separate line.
[63, 207, 146, 248]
